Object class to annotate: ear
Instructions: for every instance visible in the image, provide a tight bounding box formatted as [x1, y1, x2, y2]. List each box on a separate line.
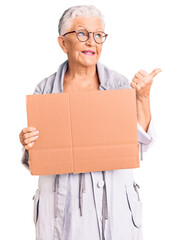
[57, 35, 68, 53]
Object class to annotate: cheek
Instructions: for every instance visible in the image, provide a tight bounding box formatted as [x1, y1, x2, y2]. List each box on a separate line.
[66, 39, 81, 53]
[97, 46, 102, 55]
[70, 43, 84, 56]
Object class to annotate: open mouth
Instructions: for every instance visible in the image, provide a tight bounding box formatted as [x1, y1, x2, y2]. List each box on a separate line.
[81, 50, 95, 56]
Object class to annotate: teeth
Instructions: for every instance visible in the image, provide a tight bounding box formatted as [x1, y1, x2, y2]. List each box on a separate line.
[82, 51, 94, 54]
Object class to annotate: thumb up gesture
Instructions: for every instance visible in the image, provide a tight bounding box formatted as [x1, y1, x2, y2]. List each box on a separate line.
[130, 68, 162, 100]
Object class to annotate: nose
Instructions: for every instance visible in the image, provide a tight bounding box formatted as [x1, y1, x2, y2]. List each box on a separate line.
[86, 32, 96, 45]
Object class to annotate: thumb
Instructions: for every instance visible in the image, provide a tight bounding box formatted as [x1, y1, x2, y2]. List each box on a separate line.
[149, 68, 162, 78]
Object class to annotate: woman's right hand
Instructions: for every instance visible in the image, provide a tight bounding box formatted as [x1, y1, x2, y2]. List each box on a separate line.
[19, 127, 39, 151]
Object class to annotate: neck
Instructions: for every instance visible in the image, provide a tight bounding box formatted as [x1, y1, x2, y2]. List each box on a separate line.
[65, 59, 97, 82]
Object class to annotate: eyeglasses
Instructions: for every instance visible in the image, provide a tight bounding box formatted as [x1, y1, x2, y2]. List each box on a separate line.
[62, 28, 108, 44]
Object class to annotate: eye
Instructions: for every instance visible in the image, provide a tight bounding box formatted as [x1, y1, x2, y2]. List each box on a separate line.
[95, 32, 104, 38]
[78, 31, 85, 36]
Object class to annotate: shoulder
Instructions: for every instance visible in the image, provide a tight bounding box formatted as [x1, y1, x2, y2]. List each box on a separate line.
[33, 60, 68, 94]
[98, 62, 131, 89]
[33, 72, 56, 94]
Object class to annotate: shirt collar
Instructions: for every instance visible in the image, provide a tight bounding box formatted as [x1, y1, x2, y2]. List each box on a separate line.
[52, 59, 108, 93]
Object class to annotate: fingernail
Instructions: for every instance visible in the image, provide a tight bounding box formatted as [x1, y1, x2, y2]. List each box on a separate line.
[33, 128, 36, 130]
[36, 131, 39, 134]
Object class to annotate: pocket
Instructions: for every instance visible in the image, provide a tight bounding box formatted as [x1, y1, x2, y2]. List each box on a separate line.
[125, 181, 142, 229]
[32, 189, 40, 225]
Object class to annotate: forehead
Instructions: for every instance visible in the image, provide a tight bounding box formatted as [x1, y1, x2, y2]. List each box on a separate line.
[69, 16, 104, 31]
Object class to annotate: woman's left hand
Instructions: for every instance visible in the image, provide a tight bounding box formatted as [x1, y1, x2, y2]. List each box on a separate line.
[130, 68, 162, 101]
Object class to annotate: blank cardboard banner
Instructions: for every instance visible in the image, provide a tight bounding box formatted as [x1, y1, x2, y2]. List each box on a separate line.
[26, 88, 139, 175]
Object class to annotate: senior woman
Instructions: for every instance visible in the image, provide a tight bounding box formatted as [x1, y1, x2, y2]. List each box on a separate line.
[19, 5, 161, 240]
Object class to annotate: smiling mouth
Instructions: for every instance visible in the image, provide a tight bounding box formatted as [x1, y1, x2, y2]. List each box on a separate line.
[81, 50, 95, 56]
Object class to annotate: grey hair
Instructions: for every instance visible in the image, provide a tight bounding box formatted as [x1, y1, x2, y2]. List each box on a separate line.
[58, 5, 105, 35]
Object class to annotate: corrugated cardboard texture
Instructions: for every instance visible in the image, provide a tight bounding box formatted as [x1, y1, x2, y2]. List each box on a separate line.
[26, 88, 139, 175]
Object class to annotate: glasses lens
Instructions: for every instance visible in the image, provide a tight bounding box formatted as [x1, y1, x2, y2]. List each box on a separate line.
[77, 29, 89, 42]
[94, 32, 106, 44]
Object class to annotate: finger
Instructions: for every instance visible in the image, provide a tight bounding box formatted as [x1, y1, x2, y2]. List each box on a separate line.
[22, 130, 39, 144]
[24, 130, 39, 140]
[23, 135, 39, 146]
[149, 68, 162, 78]
[21, 126, 37, 135]
[130, 81, 139, 90]
[132, 77, 141, 84]
[24, 142, 35, 151]
[138, 70, 149, 77]
[134, 72, 145, 81]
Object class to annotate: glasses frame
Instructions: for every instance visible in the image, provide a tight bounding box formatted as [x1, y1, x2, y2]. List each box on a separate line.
[62, 28, 108, 44]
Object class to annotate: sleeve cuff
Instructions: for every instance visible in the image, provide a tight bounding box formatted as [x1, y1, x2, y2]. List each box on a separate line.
[21, 147, 30, 171]
[137, 116, 157, 160]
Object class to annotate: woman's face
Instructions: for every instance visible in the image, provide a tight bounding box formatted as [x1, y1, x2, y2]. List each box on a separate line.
[58, 16, 104, 68]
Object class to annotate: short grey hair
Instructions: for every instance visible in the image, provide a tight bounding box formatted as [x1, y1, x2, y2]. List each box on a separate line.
[58, 5, 105, 35]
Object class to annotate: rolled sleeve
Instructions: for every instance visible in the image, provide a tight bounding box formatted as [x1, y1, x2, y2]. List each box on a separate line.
[137, 116, 156, 160]
[21, 146, 30, 171]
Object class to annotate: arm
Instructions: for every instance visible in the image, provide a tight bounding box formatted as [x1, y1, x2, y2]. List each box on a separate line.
[137, 115, 156, 160]
[117, 75, 156, 160]
[136, 97, 151, 132]
[130, 68, 161, 160]
[136, 91, 155, 160]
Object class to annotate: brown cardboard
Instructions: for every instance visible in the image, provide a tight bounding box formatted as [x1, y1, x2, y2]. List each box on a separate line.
[26, 88, 139, 175]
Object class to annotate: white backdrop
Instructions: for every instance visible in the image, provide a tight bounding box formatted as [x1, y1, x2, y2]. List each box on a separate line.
[1, 0, 181, 239]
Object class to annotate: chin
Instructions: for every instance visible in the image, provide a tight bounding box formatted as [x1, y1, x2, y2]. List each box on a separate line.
[80, 58, 97, 67]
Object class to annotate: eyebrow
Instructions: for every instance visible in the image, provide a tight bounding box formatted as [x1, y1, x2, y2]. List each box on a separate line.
[76, 25, 104, 31]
